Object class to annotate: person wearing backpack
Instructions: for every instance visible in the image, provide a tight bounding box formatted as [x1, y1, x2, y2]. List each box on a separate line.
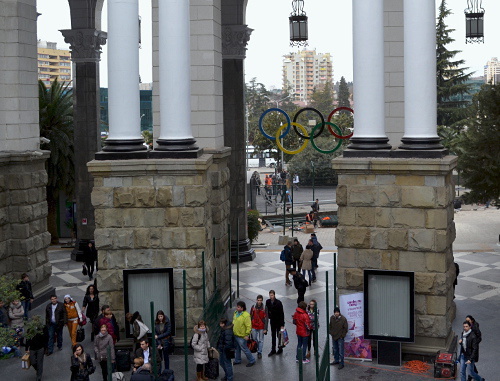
[217, 318, 234, 381]
[250, 295, 267, 359]
[192, 320, 210, 380]
[281, 241, 294, 286]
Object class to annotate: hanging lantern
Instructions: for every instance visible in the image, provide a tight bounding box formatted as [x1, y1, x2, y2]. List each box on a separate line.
[289, 0, 308, 47]
[464, 0, 484, 43]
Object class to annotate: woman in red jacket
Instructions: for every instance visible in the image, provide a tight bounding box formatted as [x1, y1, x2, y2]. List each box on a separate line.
[292, 301, 312, 364]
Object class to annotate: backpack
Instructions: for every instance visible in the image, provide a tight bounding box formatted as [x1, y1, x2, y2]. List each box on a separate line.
[280, 249, 286, 262]
[190, 333, 200, 349]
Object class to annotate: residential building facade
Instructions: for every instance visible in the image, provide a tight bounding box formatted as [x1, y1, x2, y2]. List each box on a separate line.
[282, 49, 333, 104]
[37, 40, 71, 86]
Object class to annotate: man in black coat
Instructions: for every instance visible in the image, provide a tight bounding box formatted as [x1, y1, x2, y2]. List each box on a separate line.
[45, 295, 67, 354]
[135, 339, 162, 373]
[290, 268, 308, 304]
[459, 320, 483, 381]
[283, 241, 294, 286]
[17, 273, 34, 318]
[131, 363, 155, 381]
[265, 290, 285, 356]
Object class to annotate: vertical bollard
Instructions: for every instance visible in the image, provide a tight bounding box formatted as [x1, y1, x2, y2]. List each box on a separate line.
[183, 270, 188, 381]
[314, 303, 319, 377]
[236, 218, 240, 298]
[106, 345, 112, 381]
[326, 270, 331, 381]
[202, 251, 206, 313]
[291, 175, 294, 230]
[150, 301, 157, 378]
[298, 348, 304, 381]
[282, 185, 286, 236]
[228, 223, 232, 307]
[333, 253, 337, 308]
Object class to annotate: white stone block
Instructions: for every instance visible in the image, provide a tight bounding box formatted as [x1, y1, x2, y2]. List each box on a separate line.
[389, 41, 404, 57]
[389, 102, 404, 118]
[389, 72, 404, 87]
[384, 26, 403, 42]
[385, 57, 403, 73]
[388, 11, 404, 27]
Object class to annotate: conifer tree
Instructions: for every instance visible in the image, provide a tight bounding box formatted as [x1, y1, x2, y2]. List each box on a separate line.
[436, 0, 472, 127]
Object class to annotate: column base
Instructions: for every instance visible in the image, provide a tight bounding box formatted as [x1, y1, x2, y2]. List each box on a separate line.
[156, 138, 198, 151]
[348, 137, 392, 150]
[399, 137, 444, 150]
[231, 238, 256, 263]
[101, 139, 147, 152]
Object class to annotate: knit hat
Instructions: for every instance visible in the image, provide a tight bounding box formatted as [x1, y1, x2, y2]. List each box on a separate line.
[334, 307, 340, 314]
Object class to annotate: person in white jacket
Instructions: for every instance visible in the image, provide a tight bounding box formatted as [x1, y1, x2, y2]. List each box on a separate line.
[9, 299, 25, 328]
[63, 294, 82, 346]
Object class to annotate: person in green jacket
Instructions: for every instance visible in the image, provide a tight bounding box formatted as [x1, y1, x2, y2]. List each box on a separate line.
[232, 301, 256, 367]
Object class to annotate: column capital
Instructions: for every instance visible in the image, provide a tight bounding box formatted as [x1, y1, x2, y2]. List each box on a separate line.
[222, 25, 253, 60]
[60, 29, 107, 63]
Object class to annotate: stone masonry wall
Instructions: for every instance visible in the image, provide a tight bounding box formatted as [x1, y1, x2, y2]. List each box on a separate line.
[0, 152, 52, 299]
[88, 153, 230, 334]
[332, 156, 458, 354]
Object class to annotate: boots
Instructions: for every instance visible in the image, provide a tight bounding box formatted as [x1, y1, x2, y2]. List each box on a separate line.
[196, 371, 203, 381]
[201, 367, 208, 380]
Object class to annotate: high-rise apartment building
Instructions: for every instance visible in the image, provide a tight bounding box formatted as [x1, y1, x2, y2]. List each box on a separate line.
[282, 49, 333, 104]
[484, 57, 500, 85]
[37, 40, 71, 86]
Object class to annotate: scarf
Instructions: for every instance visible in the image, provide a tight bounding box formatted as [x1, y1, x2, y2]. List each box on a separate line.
[77, 353, 86, 369]
[235, 311, 243, 318]
[462, 329, 471, 352]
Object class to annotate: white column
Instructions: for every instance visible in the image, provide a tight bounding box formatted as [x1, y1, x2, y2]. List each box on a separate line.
[104, 0, 145, 152]
[350, 0, 390, 150]
[401, 0, 442, 149]
[156, 0, 197, 151]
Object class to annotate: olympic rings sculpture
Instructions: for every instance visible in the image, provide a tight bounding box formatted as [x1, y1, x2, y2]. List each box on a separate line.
[258, 106, 354, 154]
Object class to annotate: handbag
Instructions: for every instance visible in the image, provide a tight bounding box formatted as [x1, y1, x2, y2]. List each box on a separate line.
[246, 338, 258, 353]
[279, 328, 289, 348]
[79, 312, 87, 326]
[82, 265, 88, 276]
[21, 352, 30, 369]
[76, 326, 85, 342]
[136, 320, 150, 340]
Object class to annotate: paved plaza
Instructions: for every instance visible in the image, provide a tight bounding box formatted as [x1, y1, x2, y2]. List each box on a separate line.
[2, 208, 499, 380]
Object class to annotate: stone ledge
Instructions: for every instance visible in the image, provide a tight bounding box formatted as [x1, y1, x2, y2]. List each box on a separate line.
[332, 155, 457, 175]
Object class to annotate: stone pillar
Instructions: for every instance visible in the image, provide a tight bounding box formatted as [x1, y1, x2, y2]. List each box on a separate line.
[400, 0, 443, 150]
[332, 156, 457, 355]
[88, 153, 231, 331]
[0, 0, 53, 304]
[61, 0, 108, 259]
[222, 25, 255, 262]
[349, 0, 390, 150]
[102, 0, 145, 152]
[156, 0, 197, 152]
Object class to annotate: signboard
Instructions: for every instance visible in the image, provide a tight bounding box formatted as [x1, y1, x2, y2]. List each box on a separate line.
[339, 292, 372, 360]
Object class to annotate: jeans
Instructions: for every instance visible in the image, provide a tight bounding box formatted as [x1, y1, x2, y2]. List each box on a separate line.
[459, 354, 481, 381]
[302, 269, 312, 284]
[29, 347, 45, 381]
[21, 300, 31, 319]
[161, 344, 170, 370]
[47, 322, 63, 353]
[332, 337, 345, 365]
[296, 335, 308, 361]
[99, 360, 109, 381]
[234, 336, 255, 364]
[219, 350, 233, 381]
[252, 328, 264, 354]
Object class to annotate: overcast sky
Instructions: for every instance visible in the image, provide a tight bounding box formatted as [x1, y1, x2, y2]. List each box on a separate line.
[37, 0, 498, 88]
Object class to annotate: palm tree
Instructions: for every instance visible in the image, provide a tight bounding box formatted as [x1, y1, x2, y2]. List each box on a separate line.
[39, 79, 75, 244]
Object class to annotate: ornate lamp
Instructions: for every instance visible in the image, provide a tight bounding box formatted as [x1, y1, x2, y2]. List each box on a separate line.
[465, 0, 484, 43]
[289, 0, 308, 47]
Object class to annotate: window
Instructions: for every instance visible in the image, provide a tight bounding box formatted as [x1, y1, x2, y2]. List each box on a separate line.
[38, 54, 49, 59]
[124, 268, 175, 338]
[364, 270, 414, 342]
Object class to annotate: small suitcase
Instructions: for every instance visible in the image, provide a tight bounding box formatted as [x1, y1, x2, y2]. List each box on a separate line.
[115, 349, 131, 372]
[76, 327, 85, 342]
[204, 358, 219, 380]
[159, 369, 175, 381]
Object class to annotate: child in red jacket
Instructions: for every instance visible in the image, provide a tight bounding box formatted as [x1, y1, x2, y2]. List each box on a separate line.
[292, 301, 312, 364]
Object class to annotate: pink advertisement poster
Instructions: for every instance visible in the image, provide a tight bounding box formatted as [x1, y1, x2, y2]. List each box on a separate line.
[339, 292, 373, 360]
